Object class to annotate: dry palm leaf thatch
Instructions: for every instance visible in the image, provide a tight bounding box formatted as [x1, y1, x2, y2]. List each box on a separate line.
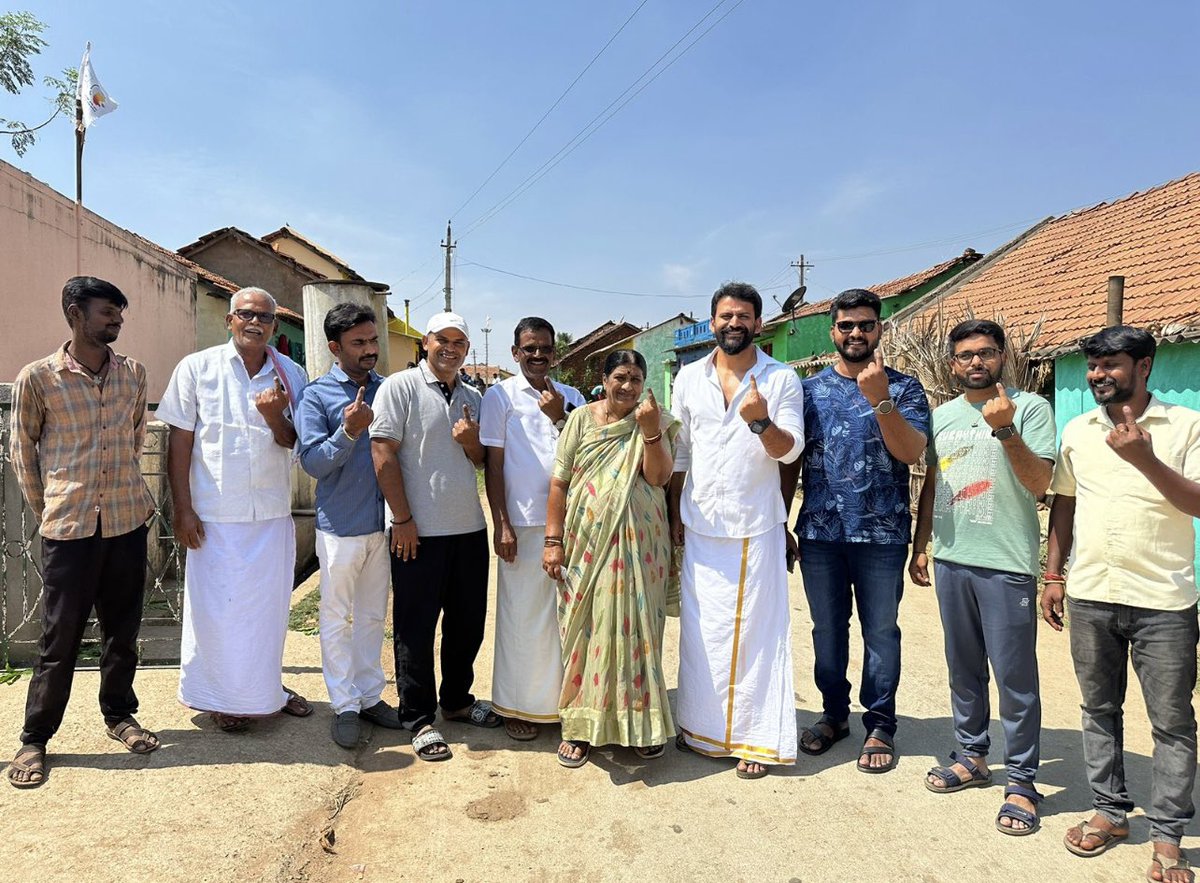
[886, 303, 1050, 409]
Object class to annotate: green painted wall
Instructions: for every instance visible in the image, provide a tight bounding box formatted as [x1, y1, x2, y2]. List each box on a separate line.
[1054, 341, 1200, 570]
[273, 319, 306, 368]
[761, 263, 976, 364]
[631, 321, 687, 406]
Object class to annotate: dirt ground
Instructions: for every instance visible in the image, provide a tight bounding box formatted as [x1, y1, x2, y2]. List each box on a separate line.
[2, 531, 1197, 882]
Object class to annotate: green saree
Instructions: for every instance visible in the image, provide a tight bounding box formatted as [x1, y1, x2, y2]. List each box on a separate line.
[552, 405, 679, 748]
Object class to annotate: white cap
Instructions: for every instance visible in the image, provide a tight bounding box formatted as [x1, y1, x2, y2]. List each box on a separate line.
[424, 311, 470, 338]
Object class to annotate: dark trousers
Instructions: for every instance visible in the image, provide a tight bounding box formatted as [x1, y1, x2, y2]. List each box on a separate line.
[390, 529, 489, 730]
[21, 523, 149, 745]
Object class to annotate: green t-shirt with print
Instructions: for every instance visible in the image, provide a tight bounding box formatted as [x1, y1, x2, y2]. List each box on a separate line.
[927, 389, 1057, 576]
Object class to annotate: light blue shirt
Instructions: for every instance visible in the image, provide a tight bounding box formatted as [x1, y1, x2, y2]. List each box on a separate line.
[298, 363, 385, 537]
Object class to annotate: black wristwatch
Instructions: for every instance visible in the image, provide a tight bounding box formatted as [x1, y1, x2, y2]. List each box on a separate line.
[991, 424, 1017, 441]
[748, 417, 772, 435]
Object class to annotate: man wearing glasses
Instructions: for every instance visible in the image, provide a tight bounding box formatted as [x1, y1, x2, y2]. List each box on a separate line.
[910, 320, 1055, 835]
[795, 288, 929, 774]
[479, 317, 585, 742]
[158, 287, 312, 733]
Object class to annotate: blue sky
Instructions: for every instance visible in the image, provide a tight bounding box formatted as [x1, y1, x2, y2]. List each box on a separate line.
[9, 0, 1200, 366]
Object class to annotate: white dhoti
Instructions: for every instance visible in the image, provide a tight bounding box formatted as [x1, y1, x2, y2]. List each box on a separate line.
[179, 516, 294, 715]
[677, 526, 796, 765]
[491, 525, 563, 722]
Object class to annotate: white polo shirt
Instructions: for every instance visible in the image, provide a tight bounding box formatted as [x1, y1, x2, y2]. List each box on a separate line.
[157, 341, 308, 523]
[480, 372, 586, 527]
[1052, 396, 1200, 611]
[672, 347, 804, 539]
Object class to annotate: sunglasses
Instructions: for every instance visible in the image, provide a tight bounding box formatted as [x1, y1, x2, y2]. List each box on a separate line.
[231, 309, 276, 324]
[834, 320, 878, 334]
[518, 345, 555, 356]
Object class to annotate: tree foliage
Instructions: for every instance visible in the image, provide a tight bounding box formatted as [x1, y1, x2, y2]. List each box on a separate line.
[0, 11, 76, 156]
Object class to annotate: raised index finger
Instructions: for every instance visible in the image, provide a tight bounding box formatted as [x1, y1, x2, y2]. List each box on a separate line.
[748, 375, 759, 392]
[355, 385, 366, 404]
[463, 404, 472, 421]
[874, 347, 885, 368]
[646, 387, 657, 404]
[1122, 404, 1136, 427]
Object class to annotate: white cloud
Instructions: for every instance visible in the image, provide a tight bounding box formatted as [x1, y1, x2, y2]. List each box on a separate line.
[819, 174, 886, 220]
[661, 262, 701, 293]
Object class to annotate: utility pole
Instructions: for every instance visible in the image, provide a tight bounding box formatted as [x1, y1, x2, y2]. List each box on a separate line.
[483, 316, 493, 383]
[441, 222, 456, 312]
[790, 254, 813, 288]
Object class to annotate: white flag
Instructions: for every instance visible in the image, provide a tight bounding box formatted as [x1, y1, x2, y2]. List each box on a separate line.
[78, 43, 118, 128]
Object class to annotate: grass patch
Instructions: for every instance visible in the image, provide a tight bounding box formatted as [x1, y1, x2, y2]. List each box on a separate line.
[0, 661, 31, 686]
[289, 588, 321, 635]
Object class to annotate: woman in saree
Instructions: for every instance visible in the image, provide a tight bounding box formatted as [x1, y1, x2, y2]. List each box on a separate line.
[542, 350, 679, 769]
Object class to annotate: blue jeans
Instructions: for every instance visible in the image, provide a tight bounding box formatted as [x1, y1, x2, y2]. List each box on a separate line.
[1068, 597, 1198, 845]
[798, 539, 907, 736]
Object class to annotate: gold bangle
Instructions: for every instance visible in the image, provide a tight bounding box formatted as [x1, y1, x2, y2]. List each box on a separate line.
[643, 432, 663, 445]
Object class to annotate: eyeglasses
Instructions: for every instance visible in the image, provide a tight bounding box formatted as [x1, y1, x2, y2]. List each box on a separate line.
[834, 320, 878, 334]
[951, 347, 1001, 364]
[231, 309, 276, 324]
[518, 345, 555, 356]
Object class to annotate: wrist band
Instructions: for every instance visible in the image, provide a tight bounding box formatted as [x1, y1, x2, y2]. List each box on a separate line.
[1043, 572, 1065, 582]
[544, 538, 564, 547]
[344, 426, 360, 441]
[392, 514, 413, 526]
[643, 432, 663, 445]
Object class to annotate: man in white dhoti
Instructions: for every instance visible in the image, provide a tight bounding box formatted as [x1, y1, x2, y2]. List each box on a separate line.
[668, 282, 805, 779]
[159, 287, 312, 732]
[480, 317, 585, 742]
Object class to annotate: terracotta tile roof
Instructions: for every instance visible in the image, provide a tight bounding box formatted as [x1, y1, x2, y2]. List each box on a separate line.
[178, 227, 323, 281]
[894, 172, 1200, 354]
[276, 305, 304, 325]
[763, 249, 981, 327]
[261, 225, 366, 281]
[562, 320, 641, 361]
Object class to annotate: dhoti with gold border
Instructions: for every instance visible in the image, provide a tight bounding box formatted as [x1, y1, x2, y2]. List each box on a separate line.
[676, 526, 796, 765]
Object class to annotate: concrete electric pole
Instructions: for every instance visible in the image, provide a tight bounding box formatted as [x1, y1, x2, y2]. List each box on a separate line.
[441, 222, 456, 312]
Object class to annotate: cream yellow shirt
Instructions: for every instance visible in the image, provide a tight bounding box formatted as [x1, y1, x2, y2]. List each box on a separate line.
[1052, 396, 1200, 611]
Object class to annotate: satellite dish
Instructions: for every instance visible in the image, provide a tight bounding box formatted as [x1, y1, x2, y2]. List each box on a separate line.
[782, 285, 807, 313]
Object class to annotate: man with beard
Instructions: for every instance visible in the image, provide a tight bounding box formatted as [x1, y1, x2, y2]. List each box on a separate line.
[795, 288, 928, 774]
[298, 303, 403, 748]
[8, 277, 159, 788]
[669, 282, 805, 779]
[370, 311, 497, 762]
[909, 320, 1055, 834]
[480, 317, 585, 742]
[1043, 326, 1200, 883]
[159, 287, 312, 732]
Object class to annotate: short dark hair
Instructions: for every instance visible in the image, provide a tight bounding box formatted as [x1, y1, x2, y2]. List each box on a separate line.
[829, 288, 881, 321]
[1081, 325, 1157, 365]
[513, 316, 555, 347]
[947, 319, 1006, 354]
[62, 276, 127, 323]
[323, 302, 377, 343]
[602, 348, 647, 379]
[711, 282, 762, 320]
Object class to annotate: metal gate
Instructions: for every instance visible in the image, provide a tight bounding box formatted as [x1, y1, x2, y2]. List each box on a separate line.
[1, 385, 185, 668]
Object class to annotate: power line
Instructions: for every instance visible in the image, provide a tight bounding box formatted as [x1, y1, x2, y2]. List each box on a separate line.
[460, 0, 746, 238]
[461, 258, 704, 299]
[448, 0, 650, 222]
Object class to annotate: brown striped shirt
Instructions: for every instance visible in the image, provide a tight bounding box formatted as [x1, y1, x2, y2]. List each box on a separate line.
[10, 342, 154, 540]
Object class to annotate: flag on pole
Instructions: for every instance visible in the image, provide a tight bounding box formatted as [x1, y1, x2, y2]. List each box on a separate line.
[78, 43, 118, 128]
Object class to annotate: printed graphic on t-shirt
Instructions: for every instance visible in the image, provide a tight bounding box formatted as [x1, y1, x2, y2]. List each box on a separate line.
[933, 427, 997, 525]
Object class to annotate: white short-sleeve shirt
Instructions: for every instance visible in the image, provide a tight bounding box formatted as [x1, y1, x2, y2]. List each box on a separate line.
[672, 347, 805, 539]
[156, 342, 308, 523]
[479, 373, 586, 527]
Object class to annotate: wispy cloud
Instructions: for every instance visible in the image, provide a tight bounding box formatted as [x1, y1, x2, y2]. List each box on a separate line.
[661, 261, 703, 293]
[819, 173, 886, 220]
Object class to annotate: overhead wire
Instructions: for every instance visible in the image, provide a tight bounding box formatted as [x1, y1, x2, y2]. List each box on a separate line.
[461, 258, 704, 299]
[459, 0, 747, 238]
[448, 0, 651, 222]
